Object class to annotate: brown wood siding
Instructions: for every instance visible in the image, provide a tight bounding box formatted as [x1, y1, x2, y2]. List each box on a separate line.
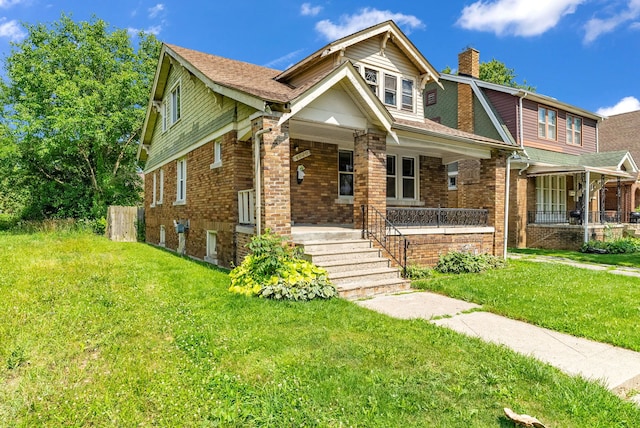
[521, 99, 597, 154]
[483, 89, 519, 143]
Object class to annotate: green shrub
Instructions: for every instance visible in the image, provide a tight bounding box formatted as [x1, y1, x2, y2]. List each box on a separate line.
[580, 238, 640, 254]
[229, 231, 337, 301]
[405, 263, 432, 280]
[435, 251, 506, 274]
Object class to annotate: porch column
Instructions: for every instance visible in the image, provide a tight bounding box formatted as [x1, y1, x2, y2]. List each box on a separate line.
[252, 115, 291, 237]
[509, 169, 528, 248]
[353, 129, 387, 227]
[480, 151, 507, 257]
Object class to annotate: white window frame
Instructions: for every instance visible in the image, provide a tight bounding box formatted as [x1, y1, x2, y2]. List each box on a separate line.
[401, 78, 414, 112]
[157, 168, 164, 205]
[536, 175, 567, 220]
[364, 68, 378, 96]
[210, 140, 222, 169]
[338, 149, 354, 198]
[386, 154, 418, 200]
[175, 158, 186, 205]
[447, 162, 459, 190]
[386, 154, 397, 199]
[205, 230, 218, 264]
[566, 114, 582, 146]
[163, 80, 181, 132]
[159, 225, 166, 247]
[538, 106, 557, 141]
[383, 74, 397, 107]
[151, 172, 157, 207]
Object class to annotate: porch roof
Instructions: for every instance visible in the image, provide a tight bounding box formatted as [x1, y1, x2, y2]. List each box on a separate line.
[524, 148, 637, 179]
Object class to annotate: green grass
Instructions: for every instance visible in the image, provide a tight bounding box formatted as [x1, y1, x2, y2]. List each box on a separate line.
[1, 232, 639, 426]
[414, 259, 640, 352]
[510, 247, 640, 268]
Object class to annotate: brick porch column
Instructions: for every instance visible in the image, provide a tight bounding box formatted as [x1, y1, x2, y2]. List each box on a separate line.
[480, 151, 507, 257]
[353, 129, 387, 227]
[252, 116, 291, 237]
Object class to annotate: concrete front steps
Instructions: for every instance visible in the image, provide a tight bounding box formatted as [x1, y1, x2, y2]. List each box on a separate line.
[292, 227, 410, 299]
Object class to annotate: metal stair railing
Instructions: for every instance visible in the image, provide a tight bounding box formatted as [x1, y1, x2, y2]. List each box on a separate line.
[361, 204, 409, 277]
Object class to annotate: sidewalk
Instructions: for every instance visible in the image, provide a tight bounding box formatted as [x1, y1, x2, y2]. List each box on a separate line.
[356, 291, 640, 405]
[508, 253, 640, 278]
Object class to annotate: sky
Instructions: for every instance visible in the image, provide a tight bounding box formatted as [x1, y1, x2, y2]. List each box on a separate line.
[0, 0, 639, 116]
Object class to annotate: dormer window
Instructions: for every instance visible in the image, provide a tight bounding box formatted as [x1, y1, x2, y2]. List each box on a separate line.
[401, 79, 414, 111]
[365, 68, 378, 96]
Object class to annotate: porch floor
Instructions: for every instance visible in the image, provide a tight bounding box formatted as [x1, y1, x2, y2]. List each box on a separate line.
[291, 224, 359, 243]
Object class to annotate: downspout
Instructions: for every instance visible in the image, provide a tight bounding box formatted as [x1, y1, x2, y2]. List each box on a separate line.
[583, 170, 590, 243]
[254, 126, 272, 236]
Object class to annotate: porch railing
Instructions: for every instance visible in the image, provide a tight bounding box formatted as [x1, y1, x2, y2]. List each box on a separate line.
[386, 207, 489, 228]
[238, 189, 256, 225]
[362, 205, 409, 277]
[527, 210, 625, 225]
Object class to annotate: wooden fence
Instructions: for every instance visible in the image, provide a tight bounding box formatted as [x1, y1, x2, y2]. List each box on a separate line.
[106, 206, 144, 242]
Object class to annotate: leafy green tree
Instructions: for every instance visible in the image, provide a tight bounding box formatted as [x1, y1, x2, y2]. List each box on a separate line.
[441, 59, 535, 92]
[0, 14, 160, 220]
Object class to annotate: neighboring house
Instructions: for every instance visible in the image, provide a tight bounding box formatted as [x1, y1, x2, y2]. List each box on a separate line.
[137, 21, 517, 273]
[599, 110, 640, 220]
[424, 48, 637, 250]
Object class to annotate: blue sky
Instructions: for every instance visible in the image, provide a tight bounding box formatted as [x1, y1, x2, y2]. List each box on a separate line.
[1, 0, 639, 116]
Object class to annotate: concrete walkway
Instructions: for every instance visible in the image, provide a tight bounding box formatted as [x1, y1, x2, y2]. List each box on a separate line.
[508, 253, 640, 278]
[356, 291, 640, 405]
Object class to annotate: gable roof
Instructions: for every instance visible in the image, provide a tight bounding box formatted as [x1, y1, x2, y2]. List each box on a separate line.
[440, 73, 602, 121]
[276, 20, 440, 86]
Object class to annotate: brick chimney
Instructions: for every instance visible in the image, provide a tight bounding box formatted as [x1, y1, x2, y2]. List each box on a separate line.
[457, 48, 479, 133]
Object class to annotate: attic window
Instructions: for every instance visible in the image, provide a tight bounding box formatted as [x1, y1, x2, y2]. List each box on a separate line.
[163, 81, 182, 132]
[365, 68, 378, 96]
[384, 74, 397, 106]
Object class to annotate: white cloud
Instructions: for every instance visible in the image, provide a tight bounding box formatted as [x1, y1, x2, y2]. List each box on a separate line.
[583, 0, 640, 43]
[457, 0, 585, 37]
[315, 8, 424, 40]
[148, 3, 165, 19]
[0, 18, 25, 41]
[597, 96, 640, 116]
[128, 25, 163, 37]
[301, 3, 322, 17]
[0, 0, 26, 8]
[263, 49, 304, 68]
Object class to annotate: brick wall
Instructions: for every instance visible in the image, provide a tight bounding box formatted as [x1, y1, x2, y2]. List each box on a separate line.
[289, 139, 353, 224]
[420, 156, 447, 207]
[406, 231, 495, 266]
[144, 129, 254, 268]
[526, 224, 625, 251]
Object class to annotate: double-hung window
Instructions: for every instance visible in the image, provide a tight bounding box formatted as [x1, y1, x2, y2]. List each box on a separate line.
[536, 175, 566, 221]
[157, 169, 164, 205]
[386, 155, 417, 199]
[384, 74, 397, 106]
[566, 114, 582, 145]
[211, 140, 222, 169]
[163, 82, 181, 131]
[401, 79, 414, 111]
[538, 107, 557, 140]
[176, 158, 186, 204]
[151, 172, 157, 207]
[338, 150, 354, 197]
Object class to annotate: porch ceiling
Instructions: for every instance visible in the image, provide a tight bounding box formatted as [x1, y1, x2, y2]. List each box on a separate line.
[526, 164, 636, 180]
[289, 118, 359, 146]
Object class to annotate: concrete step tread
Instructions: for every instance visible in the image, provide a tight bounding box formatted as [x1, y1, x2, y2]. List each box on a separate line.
[317, 258, 389, 268]
[330, 267, 401, 280]
[337, 277, 411, 292]
[304, 247, 380, 256]
[295, 239, 369, 246]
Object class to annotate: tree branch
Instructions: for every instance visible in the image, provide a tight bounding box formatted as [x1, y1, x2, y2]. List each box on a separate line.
[113, 128, 140, 176]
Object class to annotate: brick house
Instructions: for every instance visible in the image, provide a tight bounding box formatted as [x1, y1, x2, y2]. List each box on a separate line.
[137, 21, 517, 277]
[424, 48, 638, 250]
[599, 110, 640, 221]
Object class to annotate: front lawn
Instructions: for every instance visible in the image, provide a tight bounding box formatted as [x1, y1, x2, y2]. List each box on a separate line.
[510, 247, 640, 268]
[414, 259, 640, 352]
[1, 232, 639, 426]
